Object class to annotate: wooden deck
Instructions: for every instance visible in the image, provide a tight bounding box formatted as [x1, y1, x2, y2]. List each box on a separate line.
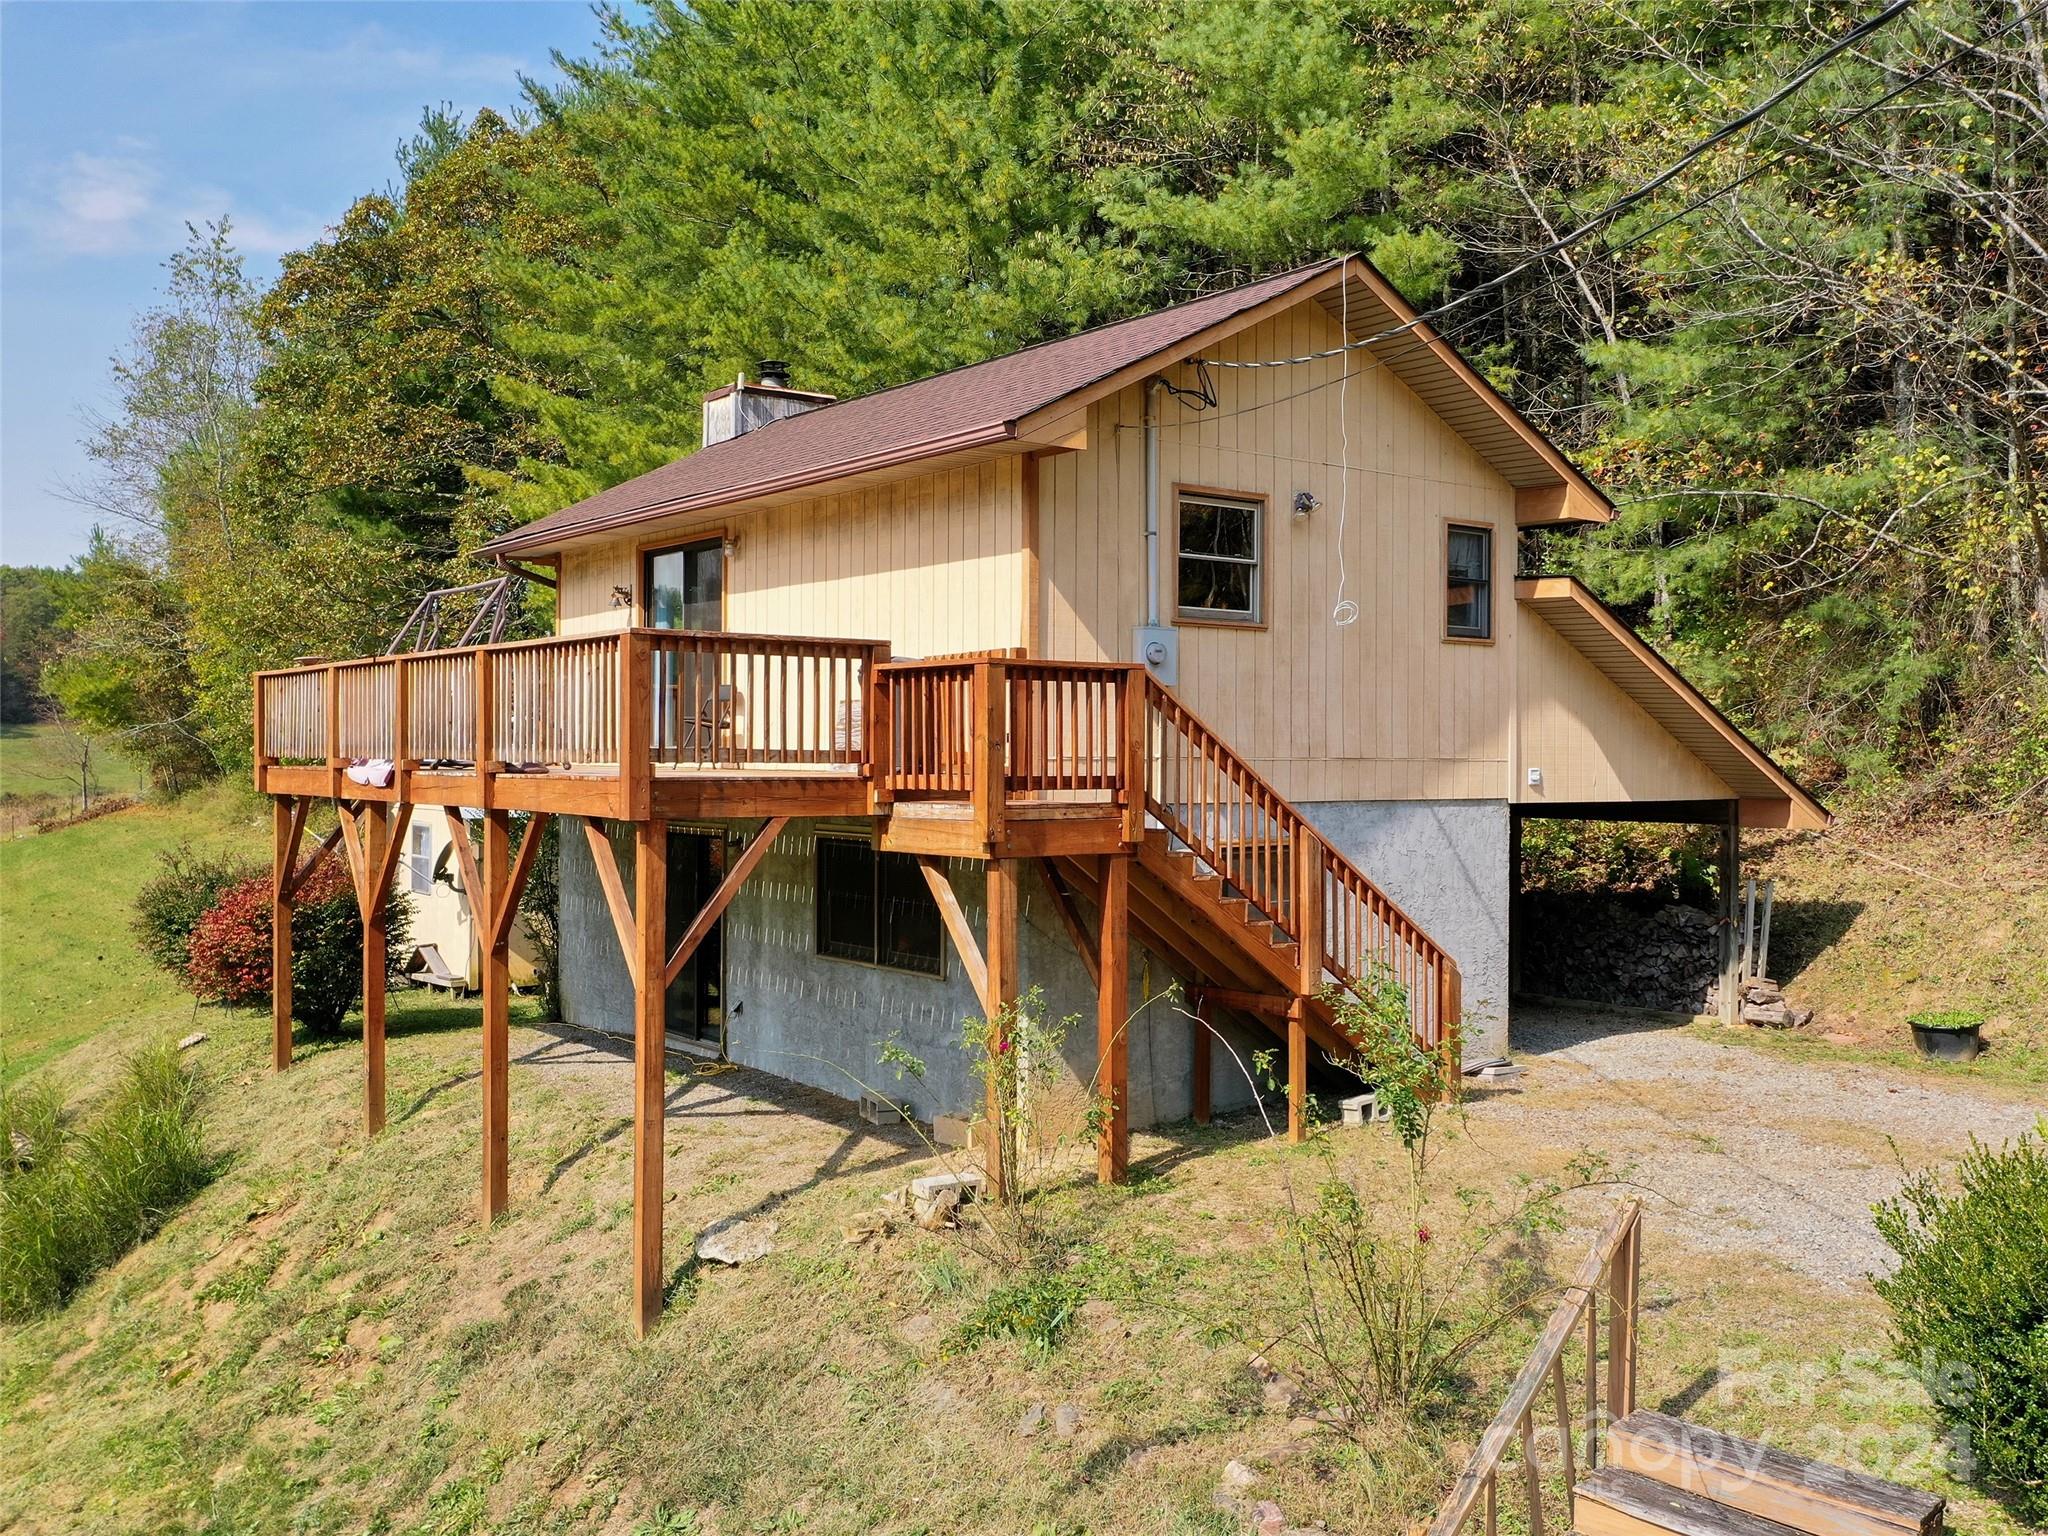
[254, 627, 1460, 1335]
[254, 631, 1141, 855]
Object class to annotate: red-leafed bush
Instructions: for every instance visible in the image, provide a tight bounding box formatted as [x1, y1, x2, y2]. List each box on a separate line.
[185, 873, 278, 1008]
[184, 862, 409, 1035]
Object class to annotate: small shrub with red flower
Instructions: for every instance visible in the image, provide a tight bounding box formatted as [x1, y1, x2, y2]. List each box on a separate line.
[185, 861, 410, 1035]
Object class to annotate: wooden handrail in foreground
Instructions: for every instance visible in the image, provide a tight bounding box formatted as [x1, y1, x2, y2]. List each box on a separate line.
[1428, 1199, 1643, 1536]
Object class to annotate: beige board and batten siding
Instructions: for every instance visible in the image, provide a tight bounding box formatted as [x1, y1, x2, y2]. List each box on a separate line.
[1038, 302, 1515, 803]
[554, 457, 1027, 656]
[1515, 611, 1734, 804]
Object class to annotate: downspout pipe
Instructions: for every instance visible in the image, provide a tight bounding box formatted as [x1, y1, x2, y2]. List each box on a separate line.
[1143, 378, 1165, 628]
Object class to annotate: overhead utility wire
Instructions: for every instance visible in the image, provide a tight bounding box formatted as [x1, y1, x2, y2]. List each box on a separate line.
[1197, 0, 1922, 369]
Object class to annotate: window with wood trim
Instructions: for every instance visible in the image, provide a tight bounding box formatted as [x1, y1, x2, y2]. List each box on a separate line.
[1176, 490, 1263, 624]
[815, 836, 943, 976]
[1446, 524, 1493, 640]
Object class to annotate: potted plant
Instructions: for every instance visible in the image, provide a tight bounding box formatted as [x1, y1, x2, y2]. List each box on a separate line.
[1906, 1009, 1985, 1063]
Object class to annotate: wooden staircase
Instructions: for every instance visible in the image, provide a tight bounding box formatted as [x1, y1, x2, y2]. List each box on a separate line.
[1429, 1204, 1945, 1536]
[1049, 676, 1461, 1127]
[1575, 1413, 1943, 1536]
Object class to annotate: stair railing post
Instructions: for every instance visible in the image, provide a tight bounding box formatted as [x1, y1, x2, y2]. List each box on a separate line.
[393, 656, 412, 807]
[972, 658, 1007, 850]
[474, 644, 496, 809]
[621, 631, 652, 821]
[1119, 666, 1148, 845]
[864, 643, 894, 813]
[324, 663, 342, 800]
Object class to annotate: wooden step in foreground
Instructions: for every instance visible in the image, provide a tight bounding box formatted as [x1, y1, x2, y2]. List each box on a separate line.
[1576, 1466, 1809, 1536]
[1606, 1412, 1944, 1536]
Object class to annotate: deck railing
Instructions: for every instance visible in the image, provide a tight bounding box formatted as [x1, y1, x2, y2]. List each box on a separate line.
[493, 634, 621, 769]
[256, 629, 889, 783]
[1140, 675, 1459, 1049]
[654, 632, 877, 771]
[1429, 1200, 1642, 1536]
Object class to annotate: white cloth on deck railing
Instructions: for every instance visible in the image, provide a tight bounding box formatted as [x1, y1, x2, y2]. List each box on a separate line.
[345, 758, 396, 787]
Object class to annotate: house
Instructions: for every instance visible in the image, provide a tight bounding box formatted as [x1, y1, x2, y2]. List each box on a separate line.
[396, 806, 542, 994]
[251, 254, 1825, 1333]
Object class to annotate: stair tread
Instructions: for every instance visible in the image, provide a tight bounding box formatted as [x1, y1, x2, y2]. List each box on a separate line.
[1609, 1412, 1944, 1534]
[1576, 1467, 1804, 1536]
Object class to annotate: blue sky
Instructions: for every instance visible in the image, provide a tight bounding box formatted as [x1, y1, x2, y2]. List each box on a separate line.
[1, 0, 602, 568]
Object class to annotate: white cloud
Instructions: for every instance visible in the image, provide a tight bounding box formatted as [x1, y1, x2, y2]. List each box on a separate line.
[220, 22, 529, 92]
[8, 143, 329, 264]
[24, 146, 161, 254]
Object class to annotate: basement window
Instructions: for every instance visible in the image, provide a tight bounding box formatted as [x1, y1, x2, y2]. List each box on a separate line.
[1176, 490, 1263, 625]
[815, 836, 944, 977]
[1446, 523, 1493, 640]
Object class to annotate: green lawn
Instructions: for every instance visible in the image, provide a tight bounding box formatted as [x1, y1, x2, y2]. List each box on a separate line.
[0, 785, 269, 1082]
[0, 720, 147, 808]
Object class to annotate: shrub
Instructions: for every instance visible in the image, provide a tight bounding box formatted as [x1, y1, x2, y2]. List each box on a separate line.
[185, 860, 411, 1034]
[133, 844, 256, 973]
[0, 1041, 211, 1319]
[955, 1270, 1085, 1355]
[1874, 1125, 2048, 1523]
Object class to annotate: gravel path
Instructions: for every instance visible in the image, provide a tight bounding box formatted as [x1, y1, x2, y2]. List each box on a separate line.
[1467, 1008, 2043, 1289]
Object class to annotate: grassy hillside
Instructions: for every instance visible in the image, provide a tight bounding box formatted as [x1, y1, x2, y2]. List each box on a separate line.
[0, 785, 267, 1083]
[0, 721, 147, 833]
[4, 1003, 2026, 1536]
[1728, 817, 2046, 1086]
[0, 799, 2035, 1534]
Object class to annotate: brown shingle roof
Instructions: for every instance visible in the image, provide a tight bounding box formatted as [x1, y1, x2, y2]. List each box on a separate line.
[482, 259, 1346, 556]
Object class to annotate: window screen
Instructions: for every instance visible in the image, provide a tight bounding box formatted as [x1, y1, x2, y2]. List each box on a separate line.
[1446, 524, 1493, 639]
[815, 836, 943, 976]
[1177, 492, 1262, 622]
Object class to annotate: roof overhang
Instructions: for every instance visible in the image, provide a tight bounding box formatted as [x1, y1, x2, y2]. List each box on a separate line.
[1517, 576, 1829, 831]
[484, 253, 1613, 559]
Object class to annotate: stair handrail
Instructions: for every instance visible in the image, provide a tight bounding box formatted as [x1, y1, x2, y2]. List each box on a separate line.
[1139, 675, 1458, 1045]
[1428, 1199, 1643, 1536]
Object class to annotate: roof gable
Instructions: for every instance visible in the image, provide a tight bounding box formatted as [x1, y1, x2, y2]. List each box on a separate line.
[1517, 576, 1829, 830]
[485, 255, 1612, 557]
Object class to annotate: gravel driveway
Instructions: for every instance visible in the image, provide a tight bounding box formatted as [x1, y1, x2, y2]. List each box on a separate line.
[1466, 1008, 2043, 1289]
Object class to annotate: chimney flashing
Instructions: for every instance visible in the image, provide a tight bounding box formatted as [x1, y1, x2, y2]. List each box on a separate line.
[701, 370, 836, 448]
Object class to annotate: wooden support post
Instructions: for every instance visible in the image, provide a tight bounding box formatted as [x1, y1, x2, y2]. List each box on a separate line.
[1286, 998, 1309, 1144]
[1192, 990, 1213, 1126]
[1096, 853, 1131, 1183]
[632, 818, 668, 1336]
[1718, 802, 1740, 1025]
[480, 808, 511, 1222]
[271, 797, 297, 1071]
[1606, 1214, 1640, 1421]
[985, 859, 1020, 1201]
[362, 802, 389, 1137]
[1290, 824, 1323, 1144]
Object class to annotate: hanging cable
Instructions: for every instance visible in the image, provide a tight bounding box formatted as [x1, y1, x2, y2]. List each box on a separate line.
[1196, 0, 1927, 371]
